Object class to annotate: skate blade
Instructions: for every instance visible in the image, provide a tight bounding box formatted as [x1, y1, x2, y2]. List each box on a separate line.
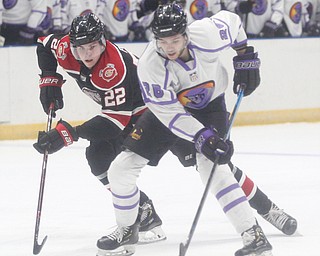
[246, 250, 273, 256]
[260, 250, 273, 256]
[96, 245, 135, 256]
[138, 226, 167, 244]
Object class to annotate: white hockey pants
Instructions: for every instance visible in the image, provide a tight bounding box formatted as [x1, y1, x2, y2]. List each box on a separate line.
[197, 153, 256, 233]
[108, 150, 149, 227]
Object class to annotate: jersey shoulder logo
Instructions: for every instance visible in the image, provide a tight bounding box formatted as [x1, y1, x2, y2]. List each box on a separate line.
[190, 0, 208, 20]
[57, 41, 68, 60]
[290, 2, 302, 24]
[99, 63, 118, 82]
[113, 0, 130, 21]
[54, 36, 80, 72]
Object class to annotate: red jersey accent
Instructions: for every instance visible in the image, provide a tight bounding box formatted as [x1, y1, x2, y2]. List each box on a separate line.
[91, 41, 126, 91]
[241, 176, 255, 197]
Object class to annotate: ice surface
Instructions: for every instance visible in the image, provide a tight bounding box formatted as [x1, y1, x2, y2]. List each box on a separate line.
[0, 122, 319, 256]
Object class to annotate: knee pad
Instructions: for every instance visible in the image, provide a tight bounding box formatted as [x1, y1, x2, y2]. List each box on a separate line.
[196, 153, 235, 194]
[86, 144, 115, 175]
[108, 150, 149, 192]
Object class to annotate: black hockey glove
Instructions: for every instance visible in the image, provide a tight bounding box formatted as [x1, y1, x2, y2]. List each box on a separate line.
[260, 21, 278, 38]
[129, 22, 147, 42]
[18, 26, 36, 45]
[305, 23, 320, 37]
[233, 46, 261, 97]
[39, 73, 65, 116]
[237, 0, 254, 14]
[33, 119, 79, 154]
[194, 128, 233, 165]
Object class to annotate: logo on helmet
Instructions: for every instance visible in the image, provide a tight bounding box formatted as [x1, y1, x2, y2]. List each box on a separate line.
[99, 64, 118, 82]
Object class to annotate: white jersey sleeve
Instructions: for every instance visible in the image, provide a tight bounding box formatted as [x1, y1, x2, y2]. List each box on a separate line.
[61, 0, 82, 30]
[28, 0, 48, 28]
[3, 0, 47, 28]
[269, 0, 285, 26]
[96, 0, 132, 37]
[0, 1, 3, 25]
[50, 0, 62, 29]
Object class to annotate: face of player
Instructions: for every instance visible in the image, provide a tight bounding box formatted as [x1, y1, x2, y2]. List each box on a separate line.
[76, 41, 105, 69]
[156, 34, 188, 60]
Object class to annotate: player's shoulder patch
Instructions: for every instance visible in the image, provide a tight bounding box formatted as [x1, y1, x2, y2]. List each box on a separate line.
[91, 41, 127, 90]
[55, 36, 80, 73]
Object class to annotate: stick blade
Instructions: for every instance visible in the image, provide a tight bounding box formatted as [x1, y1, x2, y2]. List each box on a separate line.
[33, 235, 48, 255]
[179, 242, 187, 256]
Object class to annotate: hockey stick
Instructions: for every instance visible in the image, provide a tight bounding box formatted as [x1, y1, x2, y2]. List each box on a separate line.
[179, 85, 245, 256]
[33, 102, 55, 255]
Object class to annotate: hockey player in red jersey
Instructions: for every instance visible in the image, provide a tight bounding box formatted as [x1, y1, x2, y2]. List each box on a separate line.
[33, 12, 166, 244]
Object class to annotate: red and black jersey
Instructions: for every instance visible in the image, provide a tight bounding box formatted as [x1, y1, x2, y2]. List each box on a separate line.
[37, 34, 147, 140]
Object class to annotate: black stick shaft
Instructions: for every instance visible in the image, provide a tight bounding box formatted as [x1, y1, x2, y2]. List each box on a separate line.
[33, 103, 55, 255]
[179, 87, 245, 256]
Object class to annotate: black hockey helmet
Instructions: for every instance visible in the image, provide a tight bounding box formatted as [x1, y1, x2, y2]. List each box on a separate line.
[151, 2, 187, 38]
[69, 13, 106, 47]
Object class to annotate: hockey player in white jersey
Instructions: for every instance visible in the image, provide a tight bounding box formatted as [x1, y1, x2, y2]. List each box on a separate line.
[234, 0, 286, 38]
[96, 0, 140, 41]
[1, 0, 47, 45]
[175, 0, 216, 24]
[60, 0, 98, 33]
[96, 3, 274, 256]
[303, 0, 320, 36]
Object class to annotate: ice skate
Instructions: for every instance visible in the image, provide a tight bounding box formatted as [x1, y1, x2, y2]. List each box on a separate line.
[235, 224, 273, 256]
[260, 203, 297, 235]
[96, 222, 139, 256]
[138, 199, 167, 243]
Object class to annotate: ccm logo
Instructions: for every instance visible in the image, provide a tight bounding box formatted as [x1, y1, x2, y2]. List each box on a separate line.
[61, 130, 73, 146]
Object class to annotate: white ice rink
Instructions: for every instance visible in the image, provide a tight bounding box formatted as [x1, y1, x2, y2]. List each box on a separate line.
[1, 122, 320, 256]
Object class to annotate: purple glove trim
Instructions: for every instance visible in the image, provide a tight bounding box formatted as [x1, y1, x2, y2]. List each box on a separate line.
[194, 128, 215, 153]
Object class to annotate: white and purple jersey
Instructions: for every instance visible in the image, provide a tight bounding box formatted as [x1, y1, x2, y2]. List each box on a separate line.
[284, 0, 309, 36]
[48, 0, 62, 30]
[183, 0, 219, 24]
[239, 0, 284, 35]
[137, 10, 247, 142]
[0, 1, 3, 25]
[96, 0, 138, 38]
[60, 0, 97, 31]
[2, 0, 47, 29]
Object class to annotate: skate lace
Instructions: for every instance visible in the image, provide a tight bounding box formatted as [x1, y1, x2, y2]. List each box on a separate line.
[263, 205, 289, 230]
[242, 226, 265, 246]
[242, 228, 256, 246]
[105, 226, 130, 243]
[140, 203, 152, 223]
